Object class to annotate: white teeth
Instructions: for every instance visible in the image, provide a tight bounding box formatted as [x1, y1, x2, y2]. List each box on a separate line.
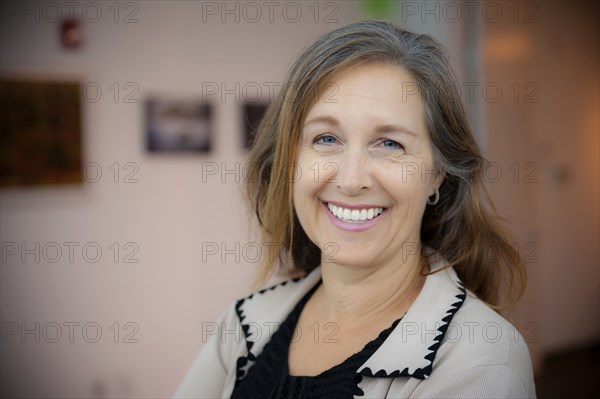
[343, 208, 352, 220]
[326, 203, 384, 223]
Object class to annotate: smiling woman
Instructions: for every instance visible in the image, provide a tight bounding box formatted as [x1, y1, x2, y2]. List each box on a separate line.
[174, 20, 535, 398]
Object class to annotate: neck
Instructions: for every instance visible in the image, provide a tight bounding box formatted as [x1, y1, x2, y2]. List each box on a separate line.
[315, 250, 426, 328]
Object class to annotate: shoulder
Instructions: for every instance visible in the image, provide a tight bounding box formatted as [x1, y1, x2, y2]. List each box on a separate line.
[355, 260, 535, 398]
[439, 292, 533, 368]
[426, 291, 536, 397]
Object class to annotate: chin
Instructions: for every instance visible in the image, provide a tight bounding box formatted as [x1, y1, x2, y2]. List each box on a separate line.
[320, 250, 374, 267]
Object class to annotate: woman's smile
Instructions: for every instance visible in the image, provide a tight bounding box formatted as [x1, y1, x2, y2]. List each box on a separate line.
[321, 200, 387, 232]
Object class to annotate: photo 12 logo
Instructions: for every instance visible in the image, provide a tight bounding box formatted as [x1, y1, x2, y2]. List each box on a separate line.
[1, 321, 140, 344]
[398, 1, 539, 24]
[199, 1, 340, 24]
[1, 1, 140, 24]
[1, 241, 140, 264]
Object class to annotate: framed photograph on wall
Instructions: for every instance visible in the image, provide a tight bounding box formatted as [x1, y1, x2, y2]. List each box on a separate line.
[242, 102, 269, 150]
[145, 98, 212, 153]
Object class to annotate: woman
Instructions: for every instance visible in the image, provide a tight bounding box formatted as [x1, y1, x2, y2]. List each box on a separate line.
[174, 20, 535, 398]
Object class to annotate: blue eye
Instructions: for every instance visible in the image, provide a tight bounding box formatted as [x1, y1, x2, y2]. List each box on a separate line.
[315, 135, 338, 145]
[381, 139, 403, 149]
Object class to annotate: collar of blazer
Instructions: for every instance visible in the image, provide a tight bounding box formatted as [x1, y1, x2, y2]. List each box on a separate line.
[234, 251, 466, 380]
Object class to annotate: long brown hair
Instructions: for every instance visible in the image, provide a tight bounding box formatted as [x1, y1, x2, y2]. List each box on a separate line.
[244, 20, 526, 309]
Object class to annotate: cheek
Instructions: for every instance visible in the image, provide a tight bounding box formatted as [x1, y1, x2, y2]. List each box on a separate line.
[293, 175, 320, 213]
[293, 151, 323, 197]
[379, 166, 430, 205]
[292, 167, 316, 215]
[292, 184, 305, 214]
[292, 177, 321, 244]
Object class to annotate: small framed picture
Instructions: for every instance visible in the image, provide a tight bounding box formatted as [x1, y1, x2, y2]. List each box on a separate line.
[242, 102, 269, 150]
[145, 98, 212, 153]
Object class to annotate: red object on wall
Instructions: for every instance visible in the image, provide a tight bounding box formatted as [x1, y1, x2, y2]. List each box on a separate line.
[61, 20, 82, 49]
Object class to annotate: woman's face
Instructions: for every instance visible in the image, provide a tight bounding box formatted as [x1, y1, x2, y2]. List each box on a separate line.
[292, 62, 442, 268]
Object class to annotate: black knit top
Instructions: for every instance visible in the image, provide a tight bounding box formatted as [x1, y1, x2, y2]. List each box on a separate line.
[231, 280, 403, 398]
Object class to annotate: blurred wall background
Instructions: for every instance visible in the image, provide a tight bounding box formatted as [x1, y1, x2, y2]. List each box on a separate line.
[1, 1, 598, 397]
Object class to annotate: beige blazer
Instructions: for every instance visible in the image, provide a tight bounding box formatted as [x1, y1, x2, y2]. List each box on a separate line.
[174, 255, 536, 398]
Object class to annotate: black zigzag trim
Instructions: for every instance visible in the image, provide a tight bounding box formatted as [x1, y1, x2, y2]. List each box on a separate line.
[360, 282, 467, 380]
[232, 276, 304, 384]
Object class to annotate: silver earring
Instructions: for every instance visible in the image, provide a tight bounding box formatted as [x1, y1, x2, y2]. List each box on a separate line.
[427, 189, 439, 205]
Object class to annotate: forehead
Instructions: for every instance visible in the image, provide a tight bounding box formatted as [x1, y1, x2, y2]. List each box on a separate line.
[304, 63, 425, 131]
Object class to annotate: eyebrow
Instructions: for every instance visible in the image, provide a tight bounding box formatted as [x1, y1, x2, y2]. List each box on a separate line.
[303, 115, 418, 138]
[303, 115, 339, 128]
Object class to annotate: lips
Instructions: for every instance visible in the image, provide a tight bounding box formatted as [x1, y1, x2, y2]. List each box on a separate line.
[326, 202, 384, 222]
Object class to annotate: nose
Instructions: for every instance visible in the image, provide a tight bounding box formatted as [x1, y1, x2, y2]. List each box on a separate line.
[334, 150, 372, 196]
